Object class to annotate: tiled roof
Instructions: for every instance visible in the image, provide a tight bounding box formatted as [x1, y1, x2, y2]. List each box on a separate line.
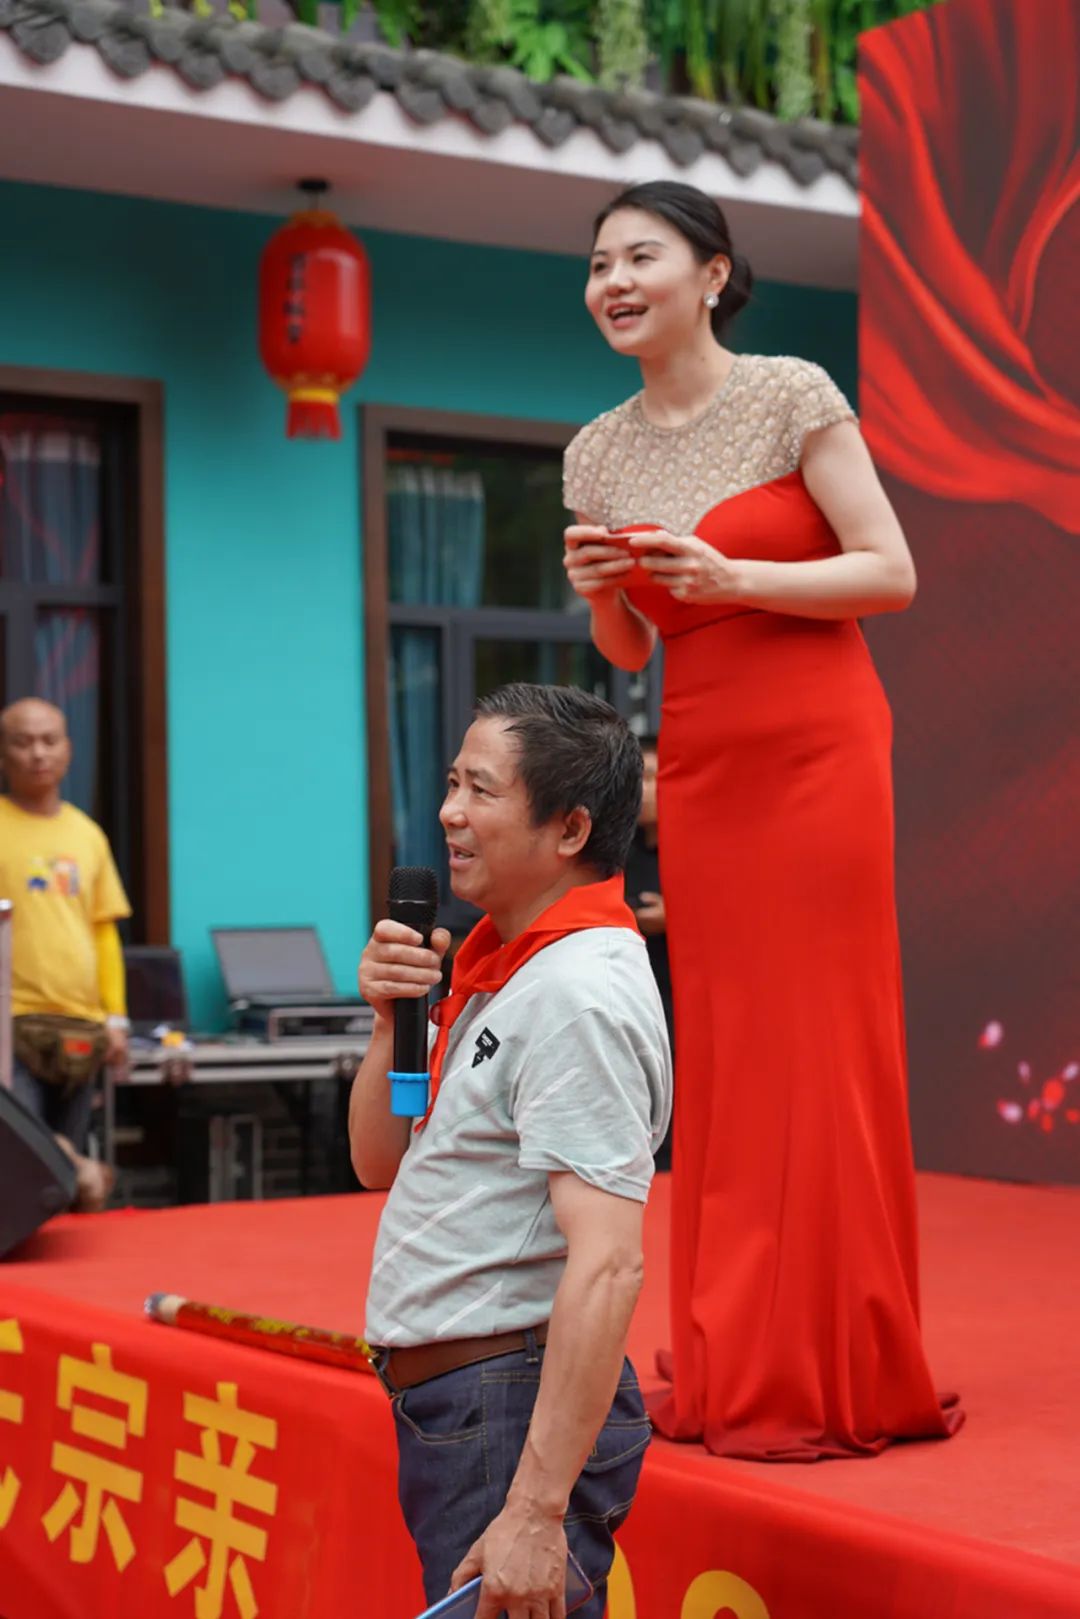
[0, 0, 859, 191]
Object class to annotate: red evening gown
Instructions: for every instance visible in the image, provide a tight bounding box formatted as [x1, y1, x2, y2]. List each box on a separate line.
[621, 471, 961, 1458]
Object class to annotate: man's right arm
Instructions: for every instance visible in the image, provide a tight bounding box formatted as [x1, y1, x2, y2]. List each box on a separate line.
[349, 919, 450, 1190]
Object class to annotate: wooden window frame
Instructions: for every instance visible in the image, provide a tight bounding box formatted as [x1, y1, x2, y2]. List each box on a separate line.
[361, 404, 582, 923]
[0, 365, 169, 943]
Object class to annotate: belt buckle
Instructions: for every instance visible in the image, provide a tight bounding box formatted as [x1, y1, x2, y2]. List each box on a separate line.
[366, 1346, 398, 1397]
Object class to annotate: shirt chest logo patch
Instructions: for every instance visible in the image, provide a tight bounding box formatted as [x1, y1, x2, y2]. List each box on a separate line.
[27, 855, 80, 897]
[472, 1028, 500, 1068]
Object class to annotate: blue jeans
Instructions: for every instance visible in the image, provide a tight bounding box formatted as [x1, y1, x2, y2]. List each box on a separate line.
[390, 1333, 651, 1614]
[11, 1055, 95, 1153]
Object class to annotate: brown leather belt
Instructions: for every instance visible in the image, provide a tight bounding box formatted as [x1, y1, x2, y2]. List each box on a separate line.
[370, 1322, 549, 1395]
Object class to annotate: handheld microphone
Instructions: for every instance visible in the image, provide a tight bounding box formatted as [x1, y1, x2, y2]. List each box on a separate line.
[387, 865, 439, 1117]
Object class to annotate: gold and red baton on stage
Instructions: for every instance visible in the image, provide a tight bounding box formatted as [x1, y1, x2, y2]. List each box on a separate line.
[145, 1292, 377, 1375]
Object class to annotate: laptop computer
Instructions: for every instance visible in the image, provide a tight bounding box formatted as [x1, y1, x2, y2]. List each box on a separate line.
[211, 926, 360, 1009]
[123, 946, 190, 1036]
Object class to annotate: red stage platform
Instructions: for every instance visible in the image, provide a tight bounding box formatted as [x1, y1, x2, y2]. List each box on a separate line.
[1, 1173, 1078, 1619]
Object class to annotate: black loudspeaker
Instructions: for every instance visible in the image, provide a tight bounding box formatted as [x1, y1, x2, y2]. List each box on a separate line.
[0, 1084, 77, 1258]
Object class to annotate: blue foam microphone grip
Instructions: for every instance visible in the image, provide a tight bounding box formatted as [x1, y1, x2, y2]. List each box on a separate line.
[389, 1070, 430, 1118]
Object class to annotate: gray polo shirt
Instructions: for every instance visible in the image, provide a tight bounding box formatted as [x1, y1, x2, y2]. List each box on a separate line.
[365, 927, 672, 1348]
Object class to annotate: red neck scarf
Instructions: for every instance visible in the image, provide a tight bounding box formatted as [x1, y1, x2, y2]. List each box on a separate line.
[419, 875, 639, 1130]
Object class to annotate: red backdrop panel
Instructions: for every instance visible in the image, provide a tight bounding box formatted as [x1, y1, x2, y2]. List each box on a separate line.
[858, 0, 1080, 1183]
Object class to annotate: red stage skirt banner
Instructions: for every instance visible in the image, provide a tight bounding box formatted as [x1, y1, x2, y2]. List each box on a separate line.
[3, 1252, 1080, 1619]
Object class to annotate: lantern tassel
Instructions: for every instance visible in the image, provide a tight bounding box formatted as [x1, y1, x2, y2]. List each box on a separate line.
[287, 388, 342, 440]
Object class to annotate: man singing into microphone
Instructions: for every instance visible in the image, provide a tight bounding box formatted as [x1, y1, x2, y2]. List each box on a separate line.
[351, 684, 672, 1619]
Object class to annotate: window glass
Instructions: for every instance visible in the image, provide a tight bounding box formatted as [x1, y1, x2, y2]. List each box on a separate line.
[0, 416, 106, 584]
[389, 624, 444, 877]
[379, 423, 658, 928]
[472, 638, 614, 704]
[387, 438, 578, 612]
[0, 401, 131, 888]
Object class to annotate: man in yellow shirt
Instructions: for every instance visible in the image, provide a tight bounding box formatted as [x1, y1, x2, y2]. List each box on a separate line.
[0, 698, 130, 1174]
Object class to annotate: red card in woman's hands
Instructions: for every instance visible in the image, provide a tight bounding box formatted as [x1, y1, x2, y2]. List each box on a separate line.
[606, 525, 667, 587]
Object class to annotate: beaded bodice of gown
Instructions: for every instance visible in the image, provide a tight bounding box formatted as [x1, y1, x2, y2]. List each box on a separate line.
[562, 353, 855, 538]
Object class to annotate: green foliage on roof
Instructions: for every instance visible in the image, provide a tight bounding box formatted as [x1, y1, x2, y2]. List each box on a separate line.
[143, 0, 942, 126]
[336, 0, 943, 125]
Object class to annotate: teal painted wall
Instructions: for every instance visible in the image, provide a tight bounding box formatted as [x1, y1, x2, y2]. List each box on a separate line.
[0, 180, 856, 1025]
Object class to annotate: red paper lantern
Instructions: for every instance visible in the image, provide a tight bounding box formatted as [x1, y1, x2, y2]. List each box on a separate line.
[259, 201, 371, 440]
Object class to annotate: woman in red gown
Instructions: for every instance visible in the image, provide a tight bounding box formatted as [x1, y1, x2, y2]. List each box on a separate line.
[563, 182, 961, 1460]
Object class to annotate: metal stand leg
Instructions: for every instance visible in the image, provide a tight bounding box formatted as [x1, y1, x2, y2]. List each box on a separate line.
[102, 1067, 117, 1170]
[209, 1114, 264, 1202]
[300, 1081, 311, 1197]
[0, 900, 12, 1092]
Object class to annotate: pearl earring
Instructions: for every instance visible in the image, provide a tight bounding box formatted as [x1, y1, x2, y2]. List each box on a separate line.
[704, 292, 720, 309]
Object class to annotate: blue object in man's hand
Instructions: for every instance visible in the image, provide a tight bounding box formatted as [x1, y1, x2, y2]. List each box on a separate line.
[389, 1070, 430, 1117]
[413, 1551, 593, 1618]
